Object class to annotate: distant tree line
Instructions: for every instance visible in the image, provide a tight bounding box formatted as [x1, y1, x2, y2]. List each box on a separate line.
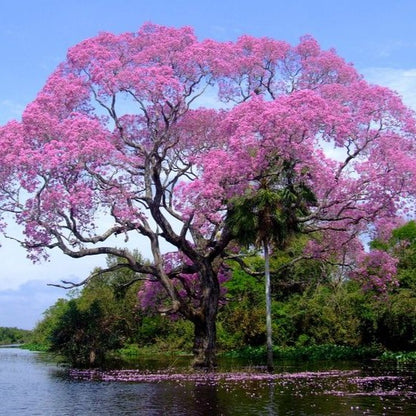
[0, 327, 32, 345]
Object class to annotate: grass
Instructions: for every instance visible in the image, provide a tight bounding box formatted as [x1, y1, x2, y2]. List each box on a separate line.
[380, 350, 416, 364]
[221, 344, 383, 362]
[117, 343, 192, 358]
[20, 343, 50, 352]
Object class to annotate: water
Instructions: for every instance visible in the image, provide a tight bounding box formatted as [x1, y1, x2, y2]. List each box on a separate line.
[1, 347, 416, 415]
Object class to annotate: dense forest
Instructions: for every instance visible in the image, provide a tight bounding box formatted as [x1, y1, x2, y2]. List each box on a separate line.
[0, 327, 32, 345]
[24, 221, 416, 368]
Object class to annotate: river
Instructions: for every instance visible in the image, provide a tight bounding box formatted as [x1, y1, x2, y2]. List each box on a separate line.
[1, 346, 416, 415]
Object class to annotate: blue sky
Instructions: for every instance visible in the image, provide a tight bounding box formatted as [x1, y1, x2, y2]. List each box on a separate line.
[1, 0, 416, 329]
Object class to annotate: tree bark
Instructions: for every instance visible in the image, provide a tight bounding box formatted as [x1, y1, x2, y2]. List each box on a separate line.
[190, 264, 219, 370]
[192, 314, 217, 370]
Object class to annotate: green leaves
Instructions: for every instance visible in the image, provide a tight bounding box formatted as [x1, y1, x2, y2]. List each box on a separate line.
[226, 167, 316, 250]
[49, 299, 123, 367]
[0, 327, 31, 345]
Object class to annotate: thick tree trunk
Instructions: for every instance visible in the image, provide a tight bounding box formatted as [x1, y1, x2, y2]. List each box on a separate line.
[191, 264, 219, 370]
[192, 314, 217, 370]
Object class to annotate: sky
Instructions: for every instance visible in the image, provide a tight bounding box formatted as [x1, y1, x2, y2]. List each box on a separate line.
[1, 0, 416, 329]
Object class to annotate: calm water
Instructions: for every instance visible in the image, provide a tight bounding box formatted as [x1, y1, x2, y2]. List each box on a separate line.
[1, 347, 416, 415]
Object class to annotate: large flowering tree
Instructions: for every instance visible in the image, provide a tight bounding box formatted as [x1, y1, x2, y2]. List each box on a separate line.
[1, 24, 416, 369]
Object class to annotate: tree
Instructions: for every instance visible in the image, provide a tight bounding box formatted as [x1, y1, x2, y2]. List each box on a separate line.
[0, 327, 31, 345]
[1, 24, 416, 369]
[30, 298, 70, 349]
[361, 220, 416, 350]
[371, 220, 416, 291]
[226, 166, 316, 371]
[49, 299, 124, 367]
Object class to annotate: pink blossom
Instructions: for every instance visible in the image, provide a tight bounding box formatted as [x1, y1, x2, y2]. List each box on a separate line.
[350, 250, 399, 294]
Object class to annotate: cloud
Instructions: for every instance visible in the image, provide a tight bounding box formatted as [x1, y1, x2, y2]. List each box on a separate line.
[0, 232, 108, 291]
[0, 280, 68, 329]
[362, 67, 416, 110]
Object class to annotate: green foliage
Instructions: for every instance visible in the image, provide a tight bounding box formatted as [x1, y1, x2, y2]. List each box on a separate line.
[226, 173, 316, 250]
[219, 233, 416, 355]
[271, 235, 330, 299]
[372, 220, 416, 290]
[286, 284, 364, 347]
[32, 251, 197, 365]
[49, 298, 127, 367]
[29, 252, 145, 366]
[21, 342, 50, 352]
[223, 344, 381, 362]
[32, 221, 416, 367]
[375, 289, 416, 351]
[362, 220, 416, 350]
[29, 298, 69, 349]
[0, 327, 32, 345]
[218, 268, 265, 349]
[135, 314, 193, 351]
[381, 350, 416, 364]
[392, 220, 416, 242]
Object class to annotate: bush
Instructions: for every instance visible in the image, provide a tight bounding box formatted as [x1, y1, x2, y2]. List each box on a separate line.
[223, 344, 381, 362]
[375, 289, 416, 351]
[276, 284, 363, 347]
[50, 299, 124, 367]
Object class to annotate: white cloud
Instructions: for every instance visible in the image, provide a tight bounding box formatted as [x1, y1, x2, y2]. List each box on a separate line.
[0, 237, 107, 291]
[362, 67, 416, 110]
[0, 280, 67, 329]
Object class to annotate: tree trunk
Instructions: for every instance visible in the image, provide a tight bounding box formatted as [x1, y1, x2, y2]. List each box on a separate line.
[89, 349, 96, 366]
[192, 314, 217, 370]
[191, 265, 219, 370]
[264, 241, 274, 372]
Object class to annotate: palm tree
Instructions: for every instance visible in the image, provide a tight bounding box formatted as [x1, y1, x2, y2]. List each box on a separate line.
[226, 168, 315, 372]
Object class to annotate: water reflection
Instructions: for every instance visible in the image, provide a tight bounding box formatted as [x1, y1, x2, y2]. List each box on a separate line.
[1, 347, 416, 415]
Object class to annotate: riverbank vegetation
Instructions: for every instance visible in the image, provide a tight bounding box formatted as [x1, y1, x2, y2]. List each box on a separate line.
[24, 221, 416, 368]
[0, 327, 32, 345]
